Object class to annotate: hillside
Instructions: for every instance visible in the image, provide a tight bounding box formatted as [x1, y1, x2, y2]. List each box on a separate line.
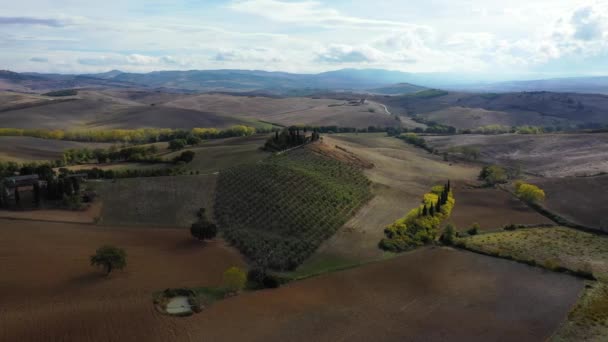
[376, 91, 608, 129]
[367, 83, 427, 95]
[214, 145, 372, 270]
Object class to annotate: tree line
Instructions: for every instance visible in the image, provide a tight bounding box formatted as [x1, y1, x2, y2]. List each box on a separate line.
[0, 125, 260, 144]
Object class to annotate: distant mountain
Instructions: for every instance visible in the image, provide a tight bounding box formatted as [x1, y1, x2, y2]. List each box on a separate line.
[3, 68, 608, 95]
[1, 68, 420, 93]
[452, 77, 608, 95]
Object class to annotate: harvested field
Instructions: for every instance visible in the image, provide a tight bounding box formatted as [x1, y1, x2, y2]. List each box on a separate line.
[530, 175, 608, 231]
[0, 91, 55, 111]
[0, 219, 245, 342]
[300, 134, 478, 270]
[166, 94, 400, 129]
[460, 227, 608, 340]
[425, 133, 608, 177]
[421, 106, 568, 130]
[0, 136, 112, 162]
[0, 201, 102, 224]
[446, 183, 552, 231]
[0, 93, 263, 130]
[0, 235, 582, 341]
[95, 175, 216, 227]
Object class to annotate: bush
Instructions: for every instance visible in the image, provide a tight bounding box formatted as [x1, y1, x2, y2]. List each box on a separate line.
[223, 267, 246, 294]
[90, 245, 127, 275]
[173, 150, 195, 164]
[503, 224, 518, 231]
[514, 182, 545, 203]
[441, 224, 456, 245]
[467, 223, 480, 235]
[169, 139, 187, 151]
[479, 165, 508, 186]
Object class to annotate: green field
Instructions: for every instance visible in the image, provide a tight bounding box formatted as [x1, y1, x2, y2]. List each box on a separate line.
[214, 146, 372, 270]
[163, 135, 271, 174]
[459, 227, 608, 341]
[95, 175, 217, 227]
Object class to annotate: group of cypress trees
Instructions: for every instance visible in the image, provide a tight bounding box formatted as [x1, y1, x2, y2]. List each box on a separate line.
[419, 180, 451, 217]
[265, 126, 320, 151]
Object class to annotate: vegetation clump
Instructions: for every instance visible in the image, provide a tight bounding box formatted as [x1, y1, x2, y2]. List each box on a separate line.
[514, 181, 545, 203]
[90, 245, 127, 275]
[190, 208, 217, 241]
[263, 126, 320, 152]
[380, 181, 455, 252]
[223, 267, 247, 295]
[479, 165, 508, 186]
[215, 148, 372, 270]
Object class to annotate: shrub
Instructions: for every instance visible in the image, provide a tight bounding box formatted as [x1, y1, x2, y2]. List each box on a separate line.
[440, 224, 456, 245]
[90, 245, 127, 275]
[169, 139, 187, 151]
[173, 150, 195, 164]
[479, 165, 508, 186]
[467, 223, 480, 235]
[515, 182, 545, 203]
[503, 224, 518, 231]
[190, 207, 217, 241]
[223, 267, 246, 294]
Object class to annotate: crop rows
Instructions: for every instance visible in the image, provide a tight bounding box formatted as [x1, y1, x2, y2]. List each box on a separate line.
[214, 148, 372, 270]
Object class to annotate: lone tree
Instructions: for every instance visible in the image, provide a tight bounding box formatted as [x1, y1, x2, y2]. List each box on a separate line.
[223, 266, 246, 294]
[90, 245, 127, 275]
[190, 208, 218, 241]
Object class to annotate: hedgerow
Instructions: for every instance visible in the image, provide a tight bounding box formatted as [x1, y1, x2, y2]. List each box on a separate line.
[380, 182, 455, 252]
[214, 148, 372, 271]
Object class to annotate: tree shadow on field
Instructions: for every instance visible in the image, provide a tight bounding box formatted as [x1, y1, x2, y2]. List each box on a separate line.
[68, 272, 112, 287]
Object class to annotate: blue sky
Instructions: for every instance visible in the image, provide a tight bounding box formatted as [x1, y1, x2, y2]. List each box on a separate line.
[0, 0, 607, 80]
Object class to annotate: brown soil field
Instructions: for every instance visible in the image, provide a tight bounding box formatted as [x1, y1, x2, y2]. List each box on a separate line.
[301, 134, 478, 268]
[425, 133, 608, 177]
[95, 175, 217, 227]
[0, 219, 245, 342]
[421, 106, 568, 129]
[0, 136, 113, 162]
[0, 92, 258, 130]
[166, 94, 400, 128]
[0, 230, 582, 342]
[0, 91, 55, 111]
[0, 97, 131, 129]
[0, 201, 102, 223]
[530, 175, 608, 231]
[446, 183, 553, 231]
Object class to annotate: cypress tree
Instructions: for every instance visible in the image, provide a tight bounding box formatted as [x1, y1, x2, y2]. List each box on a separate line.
[436, 200, 441, 213]
[429, 203, 435, 216]
[422, 204, 428, 216]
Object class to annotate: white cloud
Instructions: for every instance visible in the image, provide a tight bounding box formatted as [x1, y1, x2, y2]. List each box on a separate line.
[229, 0, 419, 29]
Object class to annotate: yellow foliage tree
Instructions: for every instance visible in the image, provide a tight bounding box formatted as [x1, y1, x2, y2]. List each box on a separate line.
[515, 182, 545, 203]
[223, 266, 246, 294]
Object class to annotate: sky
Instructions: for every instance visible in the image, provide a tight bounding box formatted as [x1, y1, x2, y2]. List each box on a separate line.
[1, 0, 607, 81]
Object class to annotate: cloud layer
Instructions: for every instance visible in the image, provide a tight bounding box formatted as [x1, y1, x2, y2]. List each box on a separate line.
[0, 0, 606, 79]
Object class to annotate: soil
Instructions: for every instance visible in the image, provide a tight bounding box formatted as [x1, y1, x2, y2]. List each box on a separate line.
[0, 226, 582, 342]
[0, 219, 245, 342]
[447, 183, 553, 230]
